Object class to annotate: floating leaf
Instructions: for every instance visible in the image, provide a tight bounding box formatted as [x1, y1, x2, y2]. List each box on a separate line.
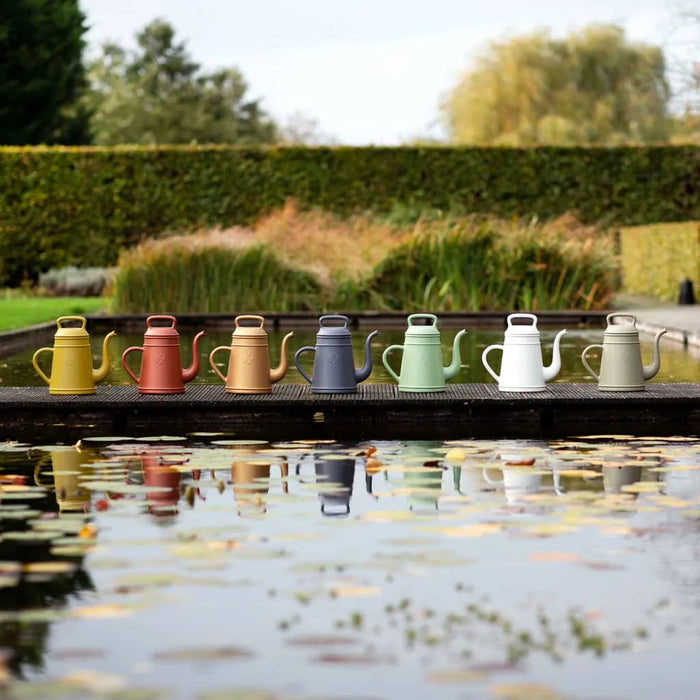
[428, 669, 485, 683]
[154, 646, 254, 662]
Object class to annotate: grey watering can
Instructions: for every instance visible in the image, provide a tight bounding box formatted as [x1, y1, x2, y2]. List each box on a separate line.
[581, 313, 666, 391]
[294, 315, 379, 393]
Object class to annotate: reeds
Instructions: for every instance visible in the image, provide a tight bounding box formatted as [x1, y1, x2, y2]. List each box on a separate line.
[112, 205, 618, 313]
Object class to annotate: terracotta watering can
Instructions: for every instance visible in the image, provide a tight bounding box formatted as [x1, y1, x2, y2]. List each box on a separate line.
[382, 313, 466, 392]
[32, 316, 116, 395]
[581, 313, 666, 391]
[121, 315, 205, 394]
[294, 315, 378, 393]
[482, 313, 567, 392]
[208, 315, 294, 394]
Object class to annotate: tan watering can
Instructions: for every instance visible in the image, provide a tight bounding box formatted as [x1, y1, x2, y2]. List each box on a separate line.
[32, 316, 116, 394]
[209, 315, 294, 394]
[121, 315, 205, 394]
[581, 313, 666, 391]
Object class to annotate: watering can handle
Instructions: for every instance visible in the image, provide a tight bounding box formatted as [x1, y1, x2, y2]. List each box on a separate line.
[319, 315, 348, 328]
[208, 346, 231, 383]
[407, 313, 437, 326]
[581, 344, 603, 381]
[32, 347, 53, 385]
[235, 315, 265, 328]
[606, 313, 636, 326]
[382, 345, 403, 383]
[147, 315, 177, 328]
[121, 346, 144, 383]
[482, 466, 504, 485]
[507, 313, 537, 327]
[57, 315, 86, 329]
[481, 344, 503, 383]
[294, 346, 316, 384]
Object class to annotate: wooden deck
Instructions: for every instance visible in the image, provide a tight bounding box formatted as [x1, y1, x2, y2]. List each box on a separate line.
[1, 383, 699, 442]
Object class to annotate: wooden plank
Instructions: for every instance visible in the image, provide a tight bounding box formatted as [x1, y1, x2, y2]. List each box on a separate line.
[0, 384, 698, 442]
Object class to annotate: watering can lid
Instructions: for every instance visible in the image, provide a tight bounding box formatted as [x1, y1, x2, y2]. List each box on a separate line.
[405, 313, 440, 336]
[144, 315, 179, 337]
[604, 313, 639, 336]
[504, 313, 540, 336]
[233, 315, 267, 338]
[54, 316, 89, 338]
[316, 315, 351, 337]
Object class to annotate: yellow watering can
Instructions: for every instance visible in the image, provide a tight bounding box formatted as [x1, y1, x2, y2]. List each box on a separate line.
[32, 316, 116, 394]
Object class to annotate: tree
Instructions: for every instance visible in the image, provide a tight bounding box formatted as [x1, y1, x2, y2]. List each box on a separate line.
[442, 24, 671, 145]
[85, 19, 277, 145]
[0, 0, 91, 145]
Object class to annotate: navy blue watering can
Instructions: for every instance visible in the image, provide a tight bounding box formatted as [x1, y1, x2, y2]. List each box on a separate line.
[294, 315, 379, 393]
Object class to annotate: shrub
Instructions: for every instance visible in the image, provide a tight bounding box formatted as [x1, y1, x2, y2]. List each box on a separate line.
[38, 266, 115, 296]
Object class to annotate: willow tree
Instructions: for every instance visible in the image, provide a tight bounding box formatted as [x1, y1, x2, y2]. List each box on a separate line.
[442, 24, 670, 145]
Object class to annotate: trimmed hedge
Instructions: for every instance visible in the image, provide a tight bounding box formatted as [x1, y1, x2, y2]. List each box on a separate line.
[1, 145, 698, 286]
[619, 222, 700, 301]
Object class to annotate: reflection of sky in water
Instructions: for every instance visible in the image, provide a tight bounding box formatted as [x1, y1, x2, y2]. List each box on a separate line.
[0, 435, 699, 699]
[3, 327, 700, 386]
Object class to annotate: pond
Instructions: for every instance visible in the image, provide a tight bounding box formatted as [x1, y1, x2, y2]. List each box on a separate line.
[0, 434, 699, 699]
[2, 326, 700, 387]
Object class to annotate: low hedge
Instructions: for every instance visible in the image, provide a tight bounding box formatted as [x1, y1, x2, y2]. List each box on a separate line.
[1, 145, 698, 286]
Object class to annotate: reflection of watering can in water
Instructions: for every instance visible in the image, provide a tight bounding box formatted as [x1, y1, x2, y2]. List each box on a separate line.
[382, 313, 466, 392]
[483, 465, 563, 505]
[137, 452, 190, 517]
[294, 315, 378, 393]
[35, 446, 95, 512]
[482, 313, 566, 392]
[581, 313, 666, 391]
[384, 441, 444, 510]
[209, 315, 294, 394]
[231, 455, 288, 517]
[121, 315, 205, 394]
[32, 316, 116, 394]
[296, 454, 356, 516]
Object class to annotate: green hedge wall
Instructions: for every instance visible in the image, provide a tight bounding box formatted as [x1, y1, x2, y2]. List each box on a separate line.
[1, 145, 698, 286]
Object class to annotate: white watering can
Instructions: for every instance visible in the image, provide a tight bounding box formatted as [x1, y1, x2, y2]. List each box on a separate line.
[482, 313, 567, 392]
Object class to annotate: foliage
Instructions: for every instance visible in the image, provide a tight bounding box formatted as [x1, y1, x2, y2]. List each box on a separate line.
[112, 236, 321, 314]
[618, 221, 700, 301]
[38, 266, 115, 297]
[84, 19, 277, 146]
[0, 144, 698, 287]
[361, 215, 617, 311]
[0, 0, 90, 145]
[443, 24, 670, 145]
[0, 292, 106, 331]
[112, 211, 617, 313]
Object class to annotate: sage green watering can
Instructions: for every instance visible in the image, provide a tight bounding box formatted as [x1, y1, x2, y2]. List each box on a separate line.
[382, 313, 466, 392]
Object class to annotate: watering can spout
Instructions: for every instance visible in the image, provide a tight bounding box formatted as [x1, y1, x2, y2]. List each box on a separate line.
[182, 331, 206, 384]
[270, 332, 294, 384]
[542, 329, 567, 382]
[92, 331, 116, 383]
[355, 330, 379, 383]
[643, 328, 667, 380]
[443, 329, 467, 381]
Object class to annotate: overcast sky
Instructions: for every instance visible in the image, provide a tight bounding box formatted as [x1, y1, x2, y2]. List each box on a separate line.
[78, 0, 692, 144]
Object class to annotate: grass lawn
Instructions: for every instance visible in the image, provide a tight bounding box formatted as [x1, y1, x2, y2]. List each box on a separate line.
[0, 295, 109, 331]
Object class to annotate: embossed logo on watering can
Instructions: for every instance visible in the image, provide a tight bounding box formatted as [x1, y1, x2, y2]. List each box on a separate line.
[294, 315, 378, 394]
[209, 314, 294, 394]
[482, 313, 567, 392]
[121, 315, 205, 394]
[382, 313, 466, 392]
[32, 316, 116, 395]
[581, 313, 666, 391]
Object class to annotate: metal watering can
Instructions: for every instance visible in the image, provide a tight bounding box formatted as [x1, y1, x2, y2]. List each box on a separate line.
[382, 313, 466, 392]
[32, 316, 116, 394]
[581, 313, 666, 391]
[294, 315, 378, 393]
[482, 313, 567, 392]
[121, 315, 205, 394]
[208, 315, 294, 394]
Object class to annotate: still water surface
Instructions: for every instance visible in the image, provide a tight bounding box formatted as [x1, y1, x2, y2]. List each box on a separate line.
[2, 327, 700, 386]
[0, 434, 699, 699]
